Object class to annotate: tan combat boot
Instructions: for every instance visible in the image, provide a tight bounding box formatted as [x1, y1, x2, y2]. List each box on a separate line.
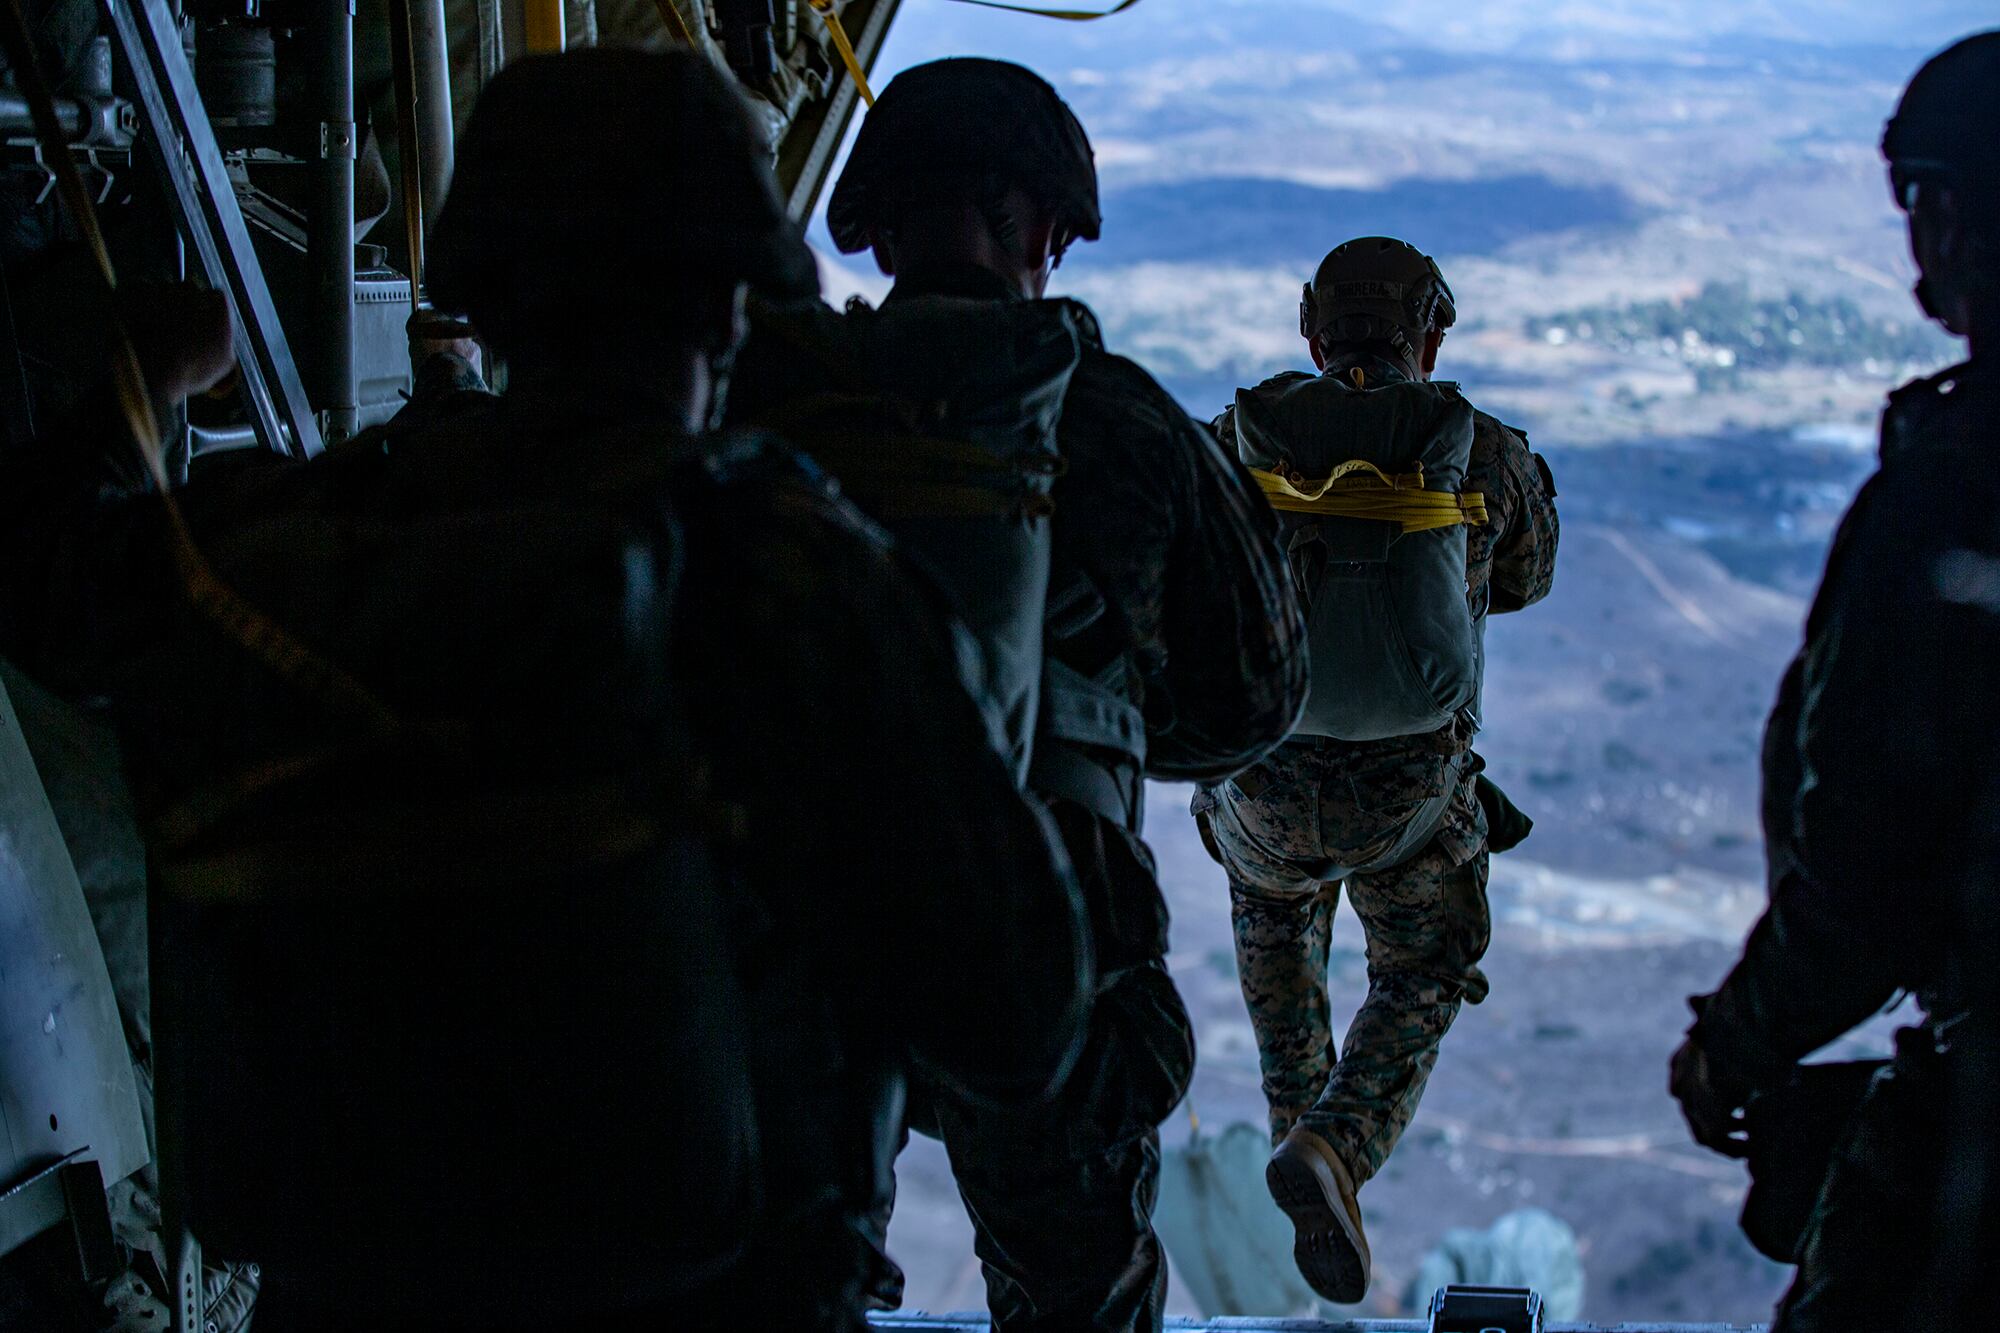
[1266, 1126, 1371, 1304]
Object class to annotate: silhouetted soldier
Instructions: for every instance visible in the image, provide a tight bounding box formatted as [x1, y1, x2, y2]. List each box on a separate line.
[1670, 30, 2000, 1333]
[731, 57, 1307, 1333]
[0, 48, 1091, 1330]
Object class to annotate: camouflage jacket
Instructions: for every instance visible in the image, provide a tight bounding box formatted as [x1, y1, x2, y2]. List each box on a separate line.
[1699, 359, 2000, 1093]
[1467, 406, 1561, 617]
[1213, 352, 1560, 758]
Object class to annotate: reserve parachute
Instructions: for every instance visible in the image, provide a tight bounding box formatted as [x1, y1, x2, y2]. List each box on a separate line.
[744, 296, 1082, 782]
[1232, 370, 1484, 741]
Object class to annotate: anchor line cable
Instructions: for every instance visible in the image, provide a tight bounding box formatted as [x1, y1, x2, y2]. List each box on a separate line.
[650, 0, 699, 48]
[815, 0, 1144, 117]
[387, 0, 427, 313]
[939, 0, 1142, 20]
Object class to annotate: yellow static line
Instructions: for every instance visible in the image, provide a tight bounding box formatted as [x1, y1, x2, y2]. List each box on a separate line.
[808, 0, 875, 105]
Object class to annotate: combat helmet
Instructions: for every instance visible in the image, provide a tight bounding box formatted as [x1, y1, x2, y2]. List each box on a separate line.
[825, 58, 1100, 258]
[1300, 237, 1456, 366]
[1882, 29, 2000, 211]
[429, 47, 817, 351]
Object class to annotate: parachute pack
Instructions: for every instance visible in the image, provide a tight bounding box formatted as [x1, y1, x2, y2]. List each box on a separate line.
[140, 420, 770, 1319]
[746, 296, 1084, 783]
[1232, 370, 1486, 742]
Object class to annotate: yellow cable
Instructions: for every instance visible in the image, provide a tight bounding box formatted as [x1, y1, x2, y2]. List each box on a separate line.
[942, 0, 1141, 18]
[807, 0, 874, 106]
[524, 0, 566, 52]
[1252, 465, 1487, 533]
[1270, 458, 1427, 501]
[649, 0, 698, 47]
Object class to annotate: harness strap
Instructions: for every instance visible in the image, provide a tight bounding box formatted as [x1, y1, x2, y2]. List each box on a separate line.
[1033, 647, 1146, 831]
[1252, 461, 1487, 533]
[759, 378, 1066, 521]
[1030, 739, 1142, 832]
[807, 0, 876, 106]
[942, 0, 1142, 19]
[648, 0, 698, 47]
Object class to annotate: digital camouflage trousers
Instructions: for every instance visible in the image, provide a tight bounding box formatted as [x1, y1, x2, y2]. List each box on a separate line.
[1194, 738, 1491, 1186]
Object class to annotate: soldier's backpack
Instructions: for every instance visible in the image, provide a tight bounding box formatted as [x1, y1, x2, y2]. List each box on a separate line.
[1231, 370, 1486, 741]
[140, 420, 763, 1322]
[744, 297, 1083, 783]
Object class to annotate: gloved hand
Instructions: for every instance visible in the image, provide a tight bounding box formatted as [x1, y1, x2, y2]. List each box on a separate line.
[1669, 1034, 1750, 1159]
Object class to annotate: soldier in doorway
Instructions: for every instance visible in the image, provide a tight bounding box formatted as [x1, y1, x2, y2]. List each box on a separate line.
[1670, 31, 2000, 1332]
[730, 57, 1308, 1333]
[1195, 237, 1558, 1304]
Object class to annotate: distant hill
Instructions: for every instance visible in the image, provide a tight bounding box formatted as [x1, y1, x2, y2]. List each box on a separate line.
[829, 5, 1981, 1317]
[1070, 174, 1640, 273]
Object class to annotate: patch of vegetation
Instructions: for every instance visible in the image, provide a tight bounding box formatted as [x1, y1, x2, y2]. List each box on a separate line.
[1527, 282, 1954, 386]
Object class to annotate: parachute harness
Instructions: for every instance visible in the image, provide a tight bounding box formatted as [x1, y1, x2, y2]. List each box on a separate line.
[1251, 459, 1487, 534]
[759, 388, 1064, 521]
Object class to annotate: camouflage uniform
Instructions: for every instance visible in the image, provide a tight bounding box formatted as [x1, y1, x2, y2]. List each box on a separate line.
[1693, 361, 1998, 1333]
[1195, 351, 1559, 1182]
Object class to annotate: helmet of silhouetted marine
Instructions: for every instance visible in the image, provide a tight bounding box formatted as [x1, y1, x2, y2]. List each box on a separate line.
[429, 46, 817, 354]
[1299, 237, 1457, 364]
[1881, 29, 2000, 203]
[825, 57, 1100, 258]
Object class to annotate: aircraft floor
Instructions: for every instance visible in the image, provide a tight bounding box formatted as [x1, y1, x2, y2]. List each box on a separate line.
[869, 1317, 1767, 1332]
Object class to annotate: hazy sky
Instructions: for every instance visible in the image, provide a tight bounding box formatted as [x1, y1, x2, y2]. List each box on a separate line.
[861, 0, 1997, 82]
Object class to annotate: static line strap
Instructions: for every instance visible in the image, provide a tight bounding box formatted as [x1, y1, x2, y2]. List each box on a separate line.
[1252, 463, 1487, 534]
[387, 0, 427, 310]
[523, 0, 566, 51]
[649, 0, 698, 48]
[807, 0, 875, 106]
[0, 0, 399, 734]
[1262, 458, 1426, 501]
[940, 0, 1142, 20]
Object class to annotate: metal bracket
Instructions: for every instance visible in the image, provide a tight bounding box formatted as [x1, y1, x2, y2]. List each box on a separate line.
[317, 118, 356, 160]
[0, 1154, 117, 1282]
[1430, 1284, 1546, 1333]
[172, 1227, 203, 1333]
[100, 0, 322, 458]
[27, 140, 55, 204]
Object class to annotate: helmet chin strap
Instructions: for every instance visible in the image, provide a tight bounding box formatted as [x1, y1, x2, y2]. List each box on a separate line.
[974, 174, 1027, 265]
[1315, 313, 1423, 379]
[984, 198, 1068, 290]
